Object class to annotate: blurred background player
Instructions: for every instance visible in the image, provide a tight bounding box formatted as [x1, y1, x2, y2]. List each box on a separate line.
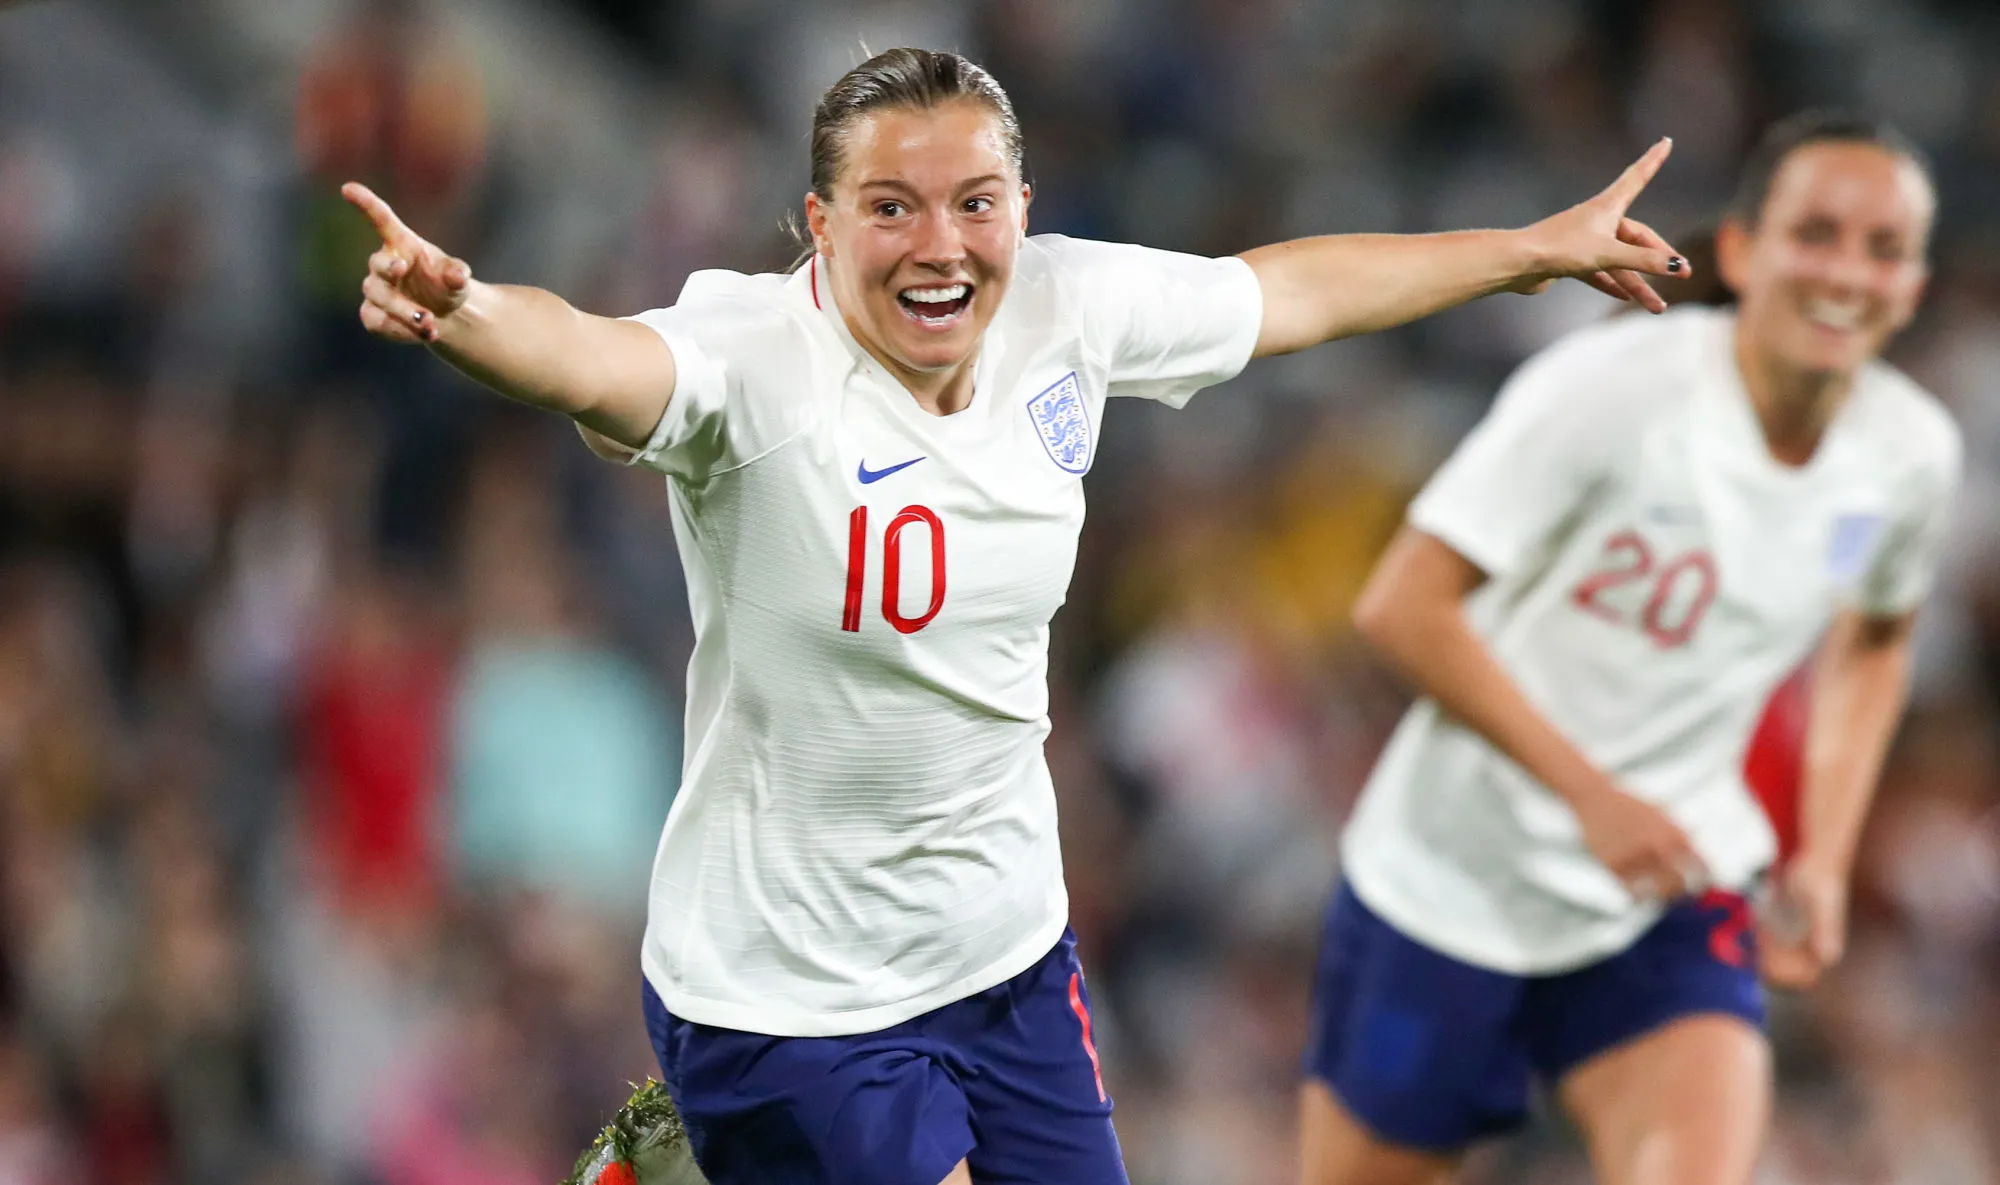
[1299, 113, 1959, 1185]
[345, 45, 1687, 1185]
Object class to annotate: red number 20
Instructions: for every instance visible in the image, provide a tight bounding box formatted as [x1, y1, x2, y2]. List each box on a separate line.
[843, 505, 947, 634]
[1570, 529, 1718, 648]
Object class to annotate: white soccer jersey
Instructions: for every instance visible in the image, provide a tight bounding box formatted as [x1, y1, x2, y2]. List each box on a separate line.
[1341, 306, 1962, 974]
[625, 235, 1262, 1035]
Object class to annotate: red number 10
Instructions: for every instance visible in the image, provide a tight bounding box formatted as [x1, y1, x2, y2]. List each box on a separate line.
[843, 504, 947, 634]
[1570, 529, 1718, 648]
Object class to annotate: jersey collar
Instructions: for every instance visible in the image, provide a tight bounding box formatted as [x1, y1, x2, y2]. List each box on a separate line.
[797, 253, 868, 371]
[1706, 309, 1854, 479]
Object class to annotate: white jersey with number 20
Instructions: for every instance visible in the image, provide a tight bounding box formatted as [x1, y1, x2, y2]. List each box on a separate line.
[1341, 306, 1961, 974]
[625, 236, 1262, 1036]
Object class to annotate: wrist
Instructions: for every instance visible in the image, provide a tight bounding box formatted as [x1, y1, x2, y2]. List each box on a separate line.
[1787, 847, 1851, 887]
[1550, 765, 1622, 817]
[427, 280, 488, 351]
[1502, 225, 1555, 284]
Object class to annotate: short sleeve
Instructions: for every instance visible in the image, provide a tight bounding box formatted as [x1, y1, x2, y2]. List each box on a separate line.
[1855, 413, 1963, 617]
[1410, 325, 1648, 580]
[621, 270, 814, 482]
[1039, 236, 1263, 408]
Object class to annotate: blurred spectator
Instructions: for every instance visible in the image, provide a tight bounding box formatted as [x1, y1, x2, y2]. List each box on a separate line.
[298, 566, 453, 926]
[448, 427, 676, 917]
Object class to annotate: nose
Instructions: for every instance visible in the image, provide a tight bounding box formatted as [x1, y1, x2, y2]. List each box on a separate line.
[1813, 237, 1876, 296]
[910, 206, 965, 270]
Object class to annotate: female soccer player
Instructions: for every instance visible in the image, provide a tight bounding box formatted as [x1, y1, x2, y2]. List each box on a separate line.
[1301, 113, 1959, 1185]
[346, 47, 1688, 1185]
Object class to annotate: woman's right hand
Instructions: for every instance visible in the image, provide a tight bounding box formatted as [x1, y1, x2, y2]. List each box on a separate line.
[1571, 781, 1709, 901]
[1507, 137, 1686, 313]
[341, 181, 473, 344]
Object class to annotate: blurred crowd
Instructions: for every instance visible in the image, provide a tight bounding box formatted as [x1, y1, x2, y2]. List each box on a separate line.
[1, 1, 1997, 1183]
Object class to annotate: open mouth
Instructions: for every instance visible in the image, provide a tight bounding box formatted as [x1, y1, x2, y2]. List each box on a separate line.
[897, 283, 974, 327]
[1801, 297, 1866, 335]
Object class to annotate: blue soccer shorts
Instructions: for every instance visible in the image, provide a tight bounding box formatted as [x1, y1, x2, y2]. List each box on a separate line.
[1302, 878, 1767, 1152]
[641, 928, 1126, 1185]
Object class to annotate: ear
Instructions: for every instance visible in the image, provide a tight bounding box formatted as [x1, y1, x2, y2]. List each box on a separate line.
[1018, 183, 1032, 242]
[804, 191, 832, 259]
[1714, 217, 1753, 299]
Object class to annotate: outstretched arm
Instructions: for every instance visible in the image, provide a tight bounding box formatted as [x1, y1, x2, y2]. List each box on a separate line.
[342, 183, 676, 451]
[1242, 139, 1685, 358]
[1355, 528, 1707, 901]
[1761, 609, 1916, 989]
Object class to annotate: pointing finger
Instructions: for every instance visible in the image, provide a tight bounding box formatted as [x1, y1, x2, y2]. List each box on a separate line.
[1596, 137, 1673, 214]
[1617, 216, 1676, 257]
[1608, 236, 1688, 279]
[342, 181, 417, 249]
[1608, 267, 1669, 313]
[359, 301, 423, 344]
[369, 249, 410, 283]
[1584, 271, 1631, 302]
[362, 274, 438, 339]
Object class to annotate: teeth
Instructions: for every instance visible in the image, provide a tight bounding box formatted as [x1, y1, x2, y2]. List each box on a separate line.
[1804, 299, 1862, 330]
[901, 284, 968, 303]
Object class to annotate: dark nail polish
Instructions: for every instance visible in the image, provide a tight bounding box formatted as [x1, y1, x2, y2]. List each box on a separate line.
[1666, 256, 1685, 274]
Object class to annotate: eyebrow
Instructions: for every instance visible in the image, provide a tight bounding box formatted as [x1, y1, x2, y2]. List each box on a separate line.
[856, 174, 1008, 196]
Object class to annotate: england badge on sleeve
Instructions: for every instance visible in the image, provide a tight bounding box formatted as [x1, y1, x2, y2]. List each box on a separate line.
[1828, 512, 1885, 580]
[1028, 372, 1092, 474]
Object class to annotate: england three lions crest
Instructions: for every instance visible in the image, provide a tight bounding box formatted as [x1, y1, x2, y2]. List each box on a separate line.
[1028, 372, 1092, 474]
[1828, 512, 1885, 581]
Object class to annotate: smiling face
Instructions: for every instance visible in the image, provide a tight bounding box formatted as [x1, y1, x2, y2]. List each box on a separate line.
[1718, 141, 1933, 379]
[804, 101, 1029, 400]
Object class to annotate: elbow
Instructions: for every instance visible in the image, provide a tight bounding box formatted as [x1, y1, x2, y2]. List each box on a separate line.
[1351, 576, 1402, 659]
[577, 423, 638, 464]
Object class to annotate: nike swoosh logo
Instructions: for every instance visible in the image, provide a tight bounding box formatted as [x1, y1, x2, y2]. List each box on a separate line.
[857, 456, 926, 484]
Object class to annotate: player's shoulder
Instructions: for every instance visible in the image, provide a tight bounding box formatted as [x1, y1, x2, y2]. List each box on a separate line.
[1012, 233, 1109, 297]
[1851, 358, 1964, 477]
[635, 265, 824, 378]
[672, 267, 814, 332]
[992, 234, 1120, 338]
[1017, 233, 1175, 291]
[1500, 305, 1720, 419]
[1532, 303, 1718, 372]
[1019, 232, 1107, 271]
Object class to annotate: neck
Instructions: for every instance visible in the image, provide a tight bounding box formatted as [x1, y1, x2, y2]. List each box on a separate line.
[1732, 325, 1851, 468]
[859, 332, 979, 416]
[828, 269, 978, 416]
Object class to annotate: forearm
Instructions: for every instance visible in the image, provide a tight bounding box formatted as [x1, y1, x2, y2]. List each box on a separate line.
[1240, 230, 1540, 356]
[1356, 566, 1611, 815]
[430, 281, 673, 447]
[1797, 614, 1915, 876]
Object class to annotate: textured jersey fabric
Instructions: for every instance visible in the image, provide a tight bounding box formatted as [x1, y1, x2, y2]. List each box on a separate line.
[625, 236, 1263, 1034]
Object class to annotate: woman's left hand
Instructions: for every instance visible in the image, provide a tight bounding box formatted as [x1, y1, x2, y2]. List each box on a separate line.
[1509, 138, 1687, 313]
[1758, 856, 1851, 990]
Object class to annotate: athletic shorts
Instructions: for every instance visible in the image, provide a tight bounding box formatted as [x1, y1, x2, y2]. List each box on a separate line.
[641, 928, 1126, 1185]
[1302, 879, 1766, 1152]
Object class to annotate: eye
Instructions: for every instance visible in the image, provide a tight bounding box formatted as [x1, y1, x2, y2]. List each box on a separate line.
[874, 201, 906, 218]
[962, 196, 995, 215]
[1868, 231, 1912, 263]
[1792, 218, 1837, 246]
